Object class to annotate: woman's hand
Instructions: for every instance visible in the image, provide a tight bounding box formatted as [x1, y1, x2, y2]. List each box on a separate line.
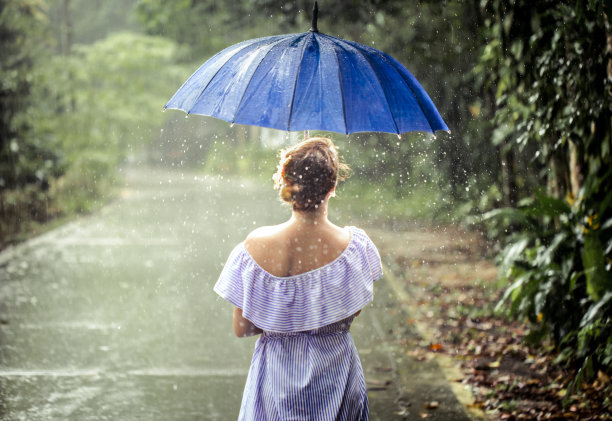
[233, 307, 263, 337]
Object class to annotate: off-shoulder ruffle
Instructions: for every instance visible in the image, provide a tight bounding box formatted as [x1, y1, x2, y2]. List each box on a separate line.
[213, 226, 383, 333]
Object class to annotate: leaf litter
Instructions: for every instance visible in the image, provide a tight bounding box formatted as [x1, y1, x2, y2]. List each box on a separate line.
[371, 225, 612, 420]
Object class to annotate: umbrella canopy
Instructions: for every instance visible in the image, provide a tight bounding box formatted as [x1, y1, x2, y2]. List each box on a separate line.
[165, 5, 448, 136]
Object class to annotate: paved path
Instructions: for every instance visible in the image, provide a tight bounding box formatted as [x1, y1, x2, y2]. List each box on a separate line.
[0, 168, 472, 420]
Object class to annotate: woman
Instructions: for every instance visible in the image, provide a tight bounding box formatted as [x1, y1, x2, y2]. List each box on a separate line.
[214, 137, 383, 420]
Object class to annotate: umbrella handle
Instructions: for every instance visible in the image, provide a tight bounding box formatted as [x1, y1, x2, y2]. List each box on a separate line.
[309, 1, 318, 33]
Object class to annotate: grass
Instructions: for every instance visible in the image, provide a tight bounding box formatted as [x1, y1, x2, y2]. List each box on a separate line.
[334, 177, 457, 226]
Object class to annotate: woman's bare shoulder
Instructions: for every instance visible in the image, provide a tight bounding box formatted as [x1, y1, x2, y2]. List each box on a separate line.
[245, 224, 287, 253]
[246, 224, 286, 241]
[244, 224, 290, 275]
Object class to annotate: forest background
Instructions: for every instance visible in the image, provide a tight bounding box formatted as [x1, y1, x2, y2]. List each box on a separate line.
[1, 0, 610, 402]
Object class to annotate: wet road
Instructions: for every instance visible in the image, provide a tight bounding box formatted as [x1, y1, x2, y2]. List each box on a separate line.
[0, 167, 470, 420]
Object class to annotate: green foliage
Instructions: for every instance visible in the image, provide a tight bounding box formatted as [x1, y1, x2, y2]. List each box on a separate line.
[39, 31, 184, 157]
[136, 0, 282, 61]
[1, 1, 186, 245]
[335, 179, 450, 225]
[39, 31, 185, 205]
[0, 0, 58, 189]
[477, 0, 611, 189]
[27, 30, 185, 199]
[203, 138, 277, 180]
[0, 0, 61, 242]
[331, 132, 456, 223]
[488, 190, 612, 381]
[478, 0, 612, 386]
[46, 0, 141, 46]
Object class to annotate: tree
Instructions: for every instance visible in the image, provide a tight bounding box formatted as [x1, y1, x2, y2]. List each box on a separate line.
[479, 0, 612, 384]
[0, 0, 57, 190]
[0, 0, 186, 244]
[33, 31, 186, 208]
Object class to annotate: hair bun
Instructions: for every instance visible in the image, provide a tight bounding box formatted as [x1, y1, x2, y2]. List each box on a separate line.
[273, 137, 350, 212]
[280, 184, 299, 203]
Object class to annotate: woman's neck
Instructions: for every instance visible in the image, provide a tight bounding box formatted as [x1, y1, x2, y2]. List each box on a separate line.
[290, 205, 329, 228]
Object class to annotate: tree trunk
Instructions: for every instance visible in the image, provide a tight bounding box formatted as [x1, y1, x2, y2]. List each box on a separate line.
[568, 140, 583, 199]
[62, 0, 76, 111]
[547, 142, 570, 201]
[500, 145, 518, 207]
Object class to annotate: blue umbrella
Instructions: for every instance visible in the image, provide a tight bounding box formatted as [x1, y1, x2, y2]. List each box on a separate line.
[165, 3, 448, 136]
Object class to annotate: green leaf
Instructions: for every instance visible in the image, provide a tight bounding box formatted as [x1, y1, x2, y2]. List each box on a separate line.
[481, 207, 530, 226]
[500, 238, 530, 275]
[599, 190, 612, 219]
[569, 270, 582, 292]
[580, 291, 612, 328]
[534, 232, 567, 267]
[582, 235, 612, 300]
[524, 326, 548, 346]
[522, 192, 571, 218]
[496, 271, 529, 312]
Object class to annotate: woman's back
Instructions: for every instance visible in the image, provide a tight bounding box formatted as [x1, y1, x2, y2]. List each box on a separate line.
[244, 220, 351, 277]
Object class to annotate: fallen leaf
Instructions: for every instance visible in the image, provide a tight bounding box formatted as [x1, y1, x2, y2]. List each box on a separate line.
[366, 379, 392, 391]
[488, 359, 501, 368]
[597, 370, 610, 383]
[429, 343, 444, 352]
[424, 401, 440, 410]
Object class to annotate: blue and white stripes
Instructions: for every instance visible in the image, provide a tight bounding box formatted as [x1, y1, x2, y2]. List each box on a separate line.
[214, 226, 383, 333]
[214, 226, 382, 420]
[239, 317, 369, 420]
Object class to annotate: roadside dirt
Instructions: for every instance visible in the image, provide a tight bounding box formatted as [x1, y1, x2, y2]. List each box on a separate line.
[369, 225, 612, 421]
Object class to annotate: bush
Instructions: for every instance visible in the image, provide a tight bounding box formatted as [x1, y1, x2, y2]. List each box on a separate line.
[485, 179, 612, 390]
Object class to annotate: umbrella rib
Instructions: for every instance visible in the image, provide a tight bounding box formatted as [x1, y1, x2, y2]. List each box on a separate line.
[351, 46, 401, 135]
[183, 41, 256, 114]
[339, 36, 442, 134]
[286, 34, 311, 132]
[231, 36, 292, 124]
[329, 41, 349, 135]
[385, 56, 436, 134]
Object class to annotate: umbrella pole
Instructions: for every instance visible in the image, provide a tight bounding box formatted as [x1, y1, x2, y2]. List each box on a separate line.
[309, 2, 318, 33]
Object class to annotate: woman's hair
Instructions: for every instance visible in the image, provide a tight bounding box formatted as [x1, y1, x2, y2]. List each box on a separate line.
[273, 137, 350, 212]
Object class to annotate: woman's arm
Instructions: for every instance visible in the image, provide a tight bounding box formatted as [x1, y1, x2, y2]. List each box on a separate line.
[233, 307, 263, 337]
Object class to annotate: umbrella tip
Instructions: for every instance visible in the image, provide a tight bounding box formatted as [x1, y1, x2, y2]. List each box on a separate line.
[309, 1, 318, 32]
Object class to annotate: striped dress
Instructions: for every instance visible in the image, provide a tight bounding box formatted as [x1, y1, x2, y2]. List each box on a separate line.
[214, 226, 383, 420]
